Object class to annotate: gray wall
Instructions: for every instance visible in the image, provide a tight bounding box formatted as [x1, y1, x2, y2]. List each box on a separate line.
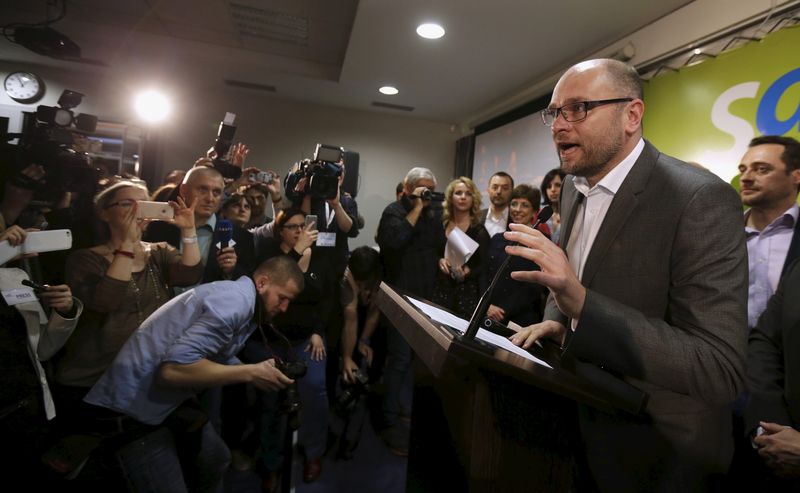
[0, 62, 459, 248]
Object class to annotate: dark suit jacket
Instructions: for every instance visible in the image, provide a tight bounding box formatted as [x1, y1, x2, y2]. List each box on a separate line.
[746, 258, 800, 433]
[143, 217, 256, 283]
[545, 141, 748, 491]
[780, 217, 800, 277]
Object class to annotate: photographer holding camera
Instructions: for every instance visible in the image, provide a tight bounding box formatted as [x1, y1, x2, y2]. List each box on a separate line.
[240, 207, 331, 487]
[376, 166, 445, 456]
[285, 146, 360, 279]
[329, 246, 383, 459]
[82, 256, 302, 492]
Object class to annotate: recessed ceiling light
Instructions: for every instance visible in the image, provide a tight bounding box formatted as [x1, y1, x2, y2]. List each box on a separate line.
[693, 48, 702, 55]
[416, 23, 445, 39]
[379, 86, 399, 95]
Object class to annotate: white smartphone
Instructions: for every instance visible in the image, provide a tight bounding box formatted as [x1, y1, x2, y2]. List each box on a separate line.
[0, 229, 73, 265]
[136, 201, 174, 220]
[305, 214, 318, 230]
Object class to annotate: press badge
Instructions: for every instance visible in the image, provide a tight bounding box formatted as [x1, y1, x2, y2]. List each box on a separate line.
[317, 232, 336, 247]
[2, 287, 37, 307]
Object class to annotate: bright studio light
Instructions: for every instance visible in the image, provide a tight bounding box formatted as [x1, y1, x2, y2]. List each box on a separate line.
[416, 23, 445, 39]
[134, 90, 171, 123]
[379, 86, 399, 95]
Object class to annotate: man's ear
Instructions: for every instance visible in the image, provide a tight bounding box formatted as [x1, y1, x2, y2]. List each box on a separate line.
[256, 274, 271, 293]
[179, 183, 188, 199]
[624, 99, 645, 135]
[791, 168, 800, 187]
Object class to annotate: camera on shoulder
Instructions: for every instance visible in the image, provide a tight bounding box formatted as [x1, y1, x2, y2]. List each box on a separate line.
[2, 89, 100, 199]
[284, 143, 347, 202]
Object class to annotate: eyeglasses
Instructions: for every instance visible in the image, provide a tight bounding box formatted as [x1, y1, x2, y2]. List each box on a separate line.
[105, 199, 137, 210]
[540, 98, 633, 126]
[282, 223, 304, 231]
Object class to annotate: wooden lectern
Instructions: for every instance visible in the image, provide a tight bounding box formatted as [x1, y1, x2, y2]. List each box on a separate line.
[376, 282, 647, 493]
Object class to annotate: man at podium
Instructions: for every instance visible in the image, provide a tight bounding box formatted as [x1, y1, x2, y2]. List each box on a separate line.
[507, 59, 748, 491]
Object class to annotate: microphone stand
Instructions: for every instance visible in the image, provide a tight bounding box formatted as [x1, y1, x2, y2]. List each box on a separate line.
[462, 206, 552, 340]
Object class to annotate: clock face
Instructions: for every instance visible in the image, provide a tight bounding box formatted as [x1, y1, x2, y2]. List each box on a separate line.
[4, 72, 45, 104]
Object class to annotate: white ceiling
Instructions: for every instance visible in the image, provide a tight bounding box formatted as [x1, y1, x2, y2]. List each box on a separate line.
[0, 0, 694, 125]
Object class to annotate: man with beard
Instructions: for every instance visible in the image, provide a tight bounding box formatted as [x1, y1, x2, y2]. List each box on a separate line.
[83, 256, 303, 491]
[729, 136, 800, 490]
[479, 171, 514, 238]
[507, 59, 748, 491]
[738, 136, 800, 329]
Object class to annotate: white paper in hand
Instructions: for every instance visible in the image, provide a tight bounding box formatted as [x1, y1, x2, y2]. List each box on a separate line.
[444, 227, 479, 268]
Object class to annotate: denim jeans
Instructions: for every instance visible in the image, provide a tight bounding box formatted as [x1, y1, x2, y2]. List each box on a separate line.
[294, 339, 329, 460]
[383, 325, 414, 429]
[257, 338, 329, 467]
[115, 422, 230, 493]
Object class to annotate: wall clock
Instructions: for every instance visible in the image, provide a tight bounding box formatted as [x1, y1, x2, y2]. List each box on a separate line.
[4, 71, 45, 104]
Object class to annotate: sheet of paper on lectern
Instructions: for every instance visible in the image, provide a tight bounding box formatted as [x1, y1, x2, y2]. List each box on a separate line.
[406, 297, 552, 369]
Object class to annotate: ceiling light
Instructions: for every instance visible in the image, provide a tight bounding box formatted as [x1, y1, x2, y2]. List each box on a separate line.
[134, 90, 171, 123]
[693, 48, 702, 55]
[379, 86, 399, 95]
[416, 23, 445, 39]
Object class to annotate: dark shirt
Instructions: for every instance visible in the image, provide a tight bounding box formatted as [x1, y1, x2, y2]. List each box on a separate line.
[261, 239, 332, 345]
[480, 232, 546, 327]
[293, 192, 360, 278]
[376, 198, 445, 299]
[143, 215, 256, 282]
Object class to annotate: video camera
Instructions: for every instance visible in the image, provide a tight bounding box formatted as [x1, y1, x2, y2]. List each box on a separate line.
[1, 89, 100, 198]
[419, 189, 445, 202]
[284, 143, 346, 202]
[209, 112, 243, 180]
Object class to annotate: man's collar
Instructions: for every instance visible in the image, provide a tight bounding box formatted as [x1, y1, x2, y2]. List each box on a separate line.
[197, 213, 217, 231]
[744, 203, 799, 233]
[488, 206, 508, 220]
[573, 138, 645, 197]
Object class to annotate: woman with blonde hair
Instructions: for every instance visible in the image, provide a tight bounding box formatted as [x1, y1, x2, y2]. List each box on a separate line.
[432, 177, 490, 319]
[54, 181, 204, 402]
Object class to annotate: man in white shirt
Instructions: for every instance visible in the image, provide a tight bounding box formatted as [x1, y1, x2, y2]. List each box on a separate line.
[507, 58, 747, 491]
[479, 172, 514, 238]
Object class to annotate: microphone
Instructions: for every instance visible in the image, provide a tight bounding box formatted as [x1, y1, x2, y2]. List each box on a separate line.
[463, 205, 552, 340]
[215, 219, 234, 249]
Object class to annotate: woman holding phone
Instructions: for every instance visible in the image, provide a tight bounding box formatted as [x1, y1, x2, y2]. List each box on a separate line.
[53, 181, 204, 406]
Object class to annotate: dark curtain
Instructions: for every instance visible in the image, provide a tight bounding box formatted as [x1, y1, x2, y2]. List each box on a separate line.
[454, 134, 475, 179]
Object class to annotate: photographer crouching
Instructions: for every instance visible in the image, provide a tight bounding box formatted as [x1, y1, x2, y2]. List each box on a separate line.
[240, 207, 332, 490]
[330, 246, 384, 459]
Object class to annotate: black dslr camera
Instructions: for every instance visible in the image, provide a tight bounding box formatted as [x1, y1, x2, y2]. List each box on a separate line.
[275, 360, 308, 430]
[334, 367, 369, 417]
[284, 143, 345, 202]
[2, 89, 100, 198]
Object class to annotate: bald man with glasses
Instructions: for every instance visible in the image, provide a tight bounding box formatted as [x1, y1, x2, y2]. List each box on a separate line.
[507, 59, 748, 491]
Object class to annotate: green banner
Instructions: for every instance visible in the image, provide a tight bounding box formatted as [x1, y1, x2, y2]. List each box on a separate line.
[644, 26, 800, 183]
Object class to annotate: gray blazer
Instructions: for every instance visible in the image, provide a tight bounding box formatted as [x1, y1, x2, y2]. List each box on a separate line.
[546, 141, 748, 491]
